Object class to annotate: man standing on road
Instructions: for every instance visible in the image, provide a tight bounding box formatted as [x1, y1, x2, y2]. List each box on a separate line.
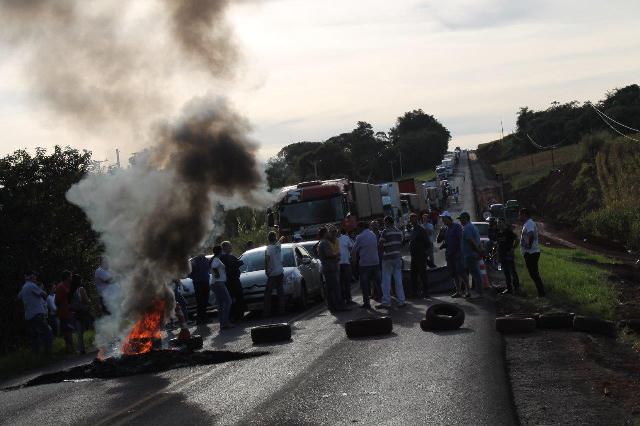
[408, 213, 430, 298]
[370, 220, 383, 301]
[497, 218, 520, 295]
[189, 253, 212, 325]
[519, 208, 546, 297]
[210, 245, 233, 329]
[459, 212, 484, 298]
[438, 212, 469, 298]
[94, 257, 113, 315]
[264, 231, 286, 317]
[352, 222, 380, 309]
[338, 228, 356, 305]
[378, 216, 406, 309]
[17, 271, 52, 354]
[421, 213, 436, 268]
[219, 241, 245, 322]
[55, 270, 75, 353]
[318, 226, 346, 313]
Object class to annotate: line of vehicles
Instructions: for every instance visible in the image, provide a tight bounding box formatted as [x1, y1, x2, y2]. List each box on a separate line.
[266, 149, 463, 241]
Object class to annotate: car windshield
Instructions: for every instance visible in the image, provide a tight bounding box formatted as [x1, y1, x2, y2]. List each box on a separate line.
[279, 195, 345, 227]
[240, 247, 296, 272]
[474, 222, 489, 238]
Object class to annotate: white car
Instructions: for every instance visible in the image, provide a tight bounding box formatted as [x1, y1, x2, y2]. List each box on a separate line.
[239, 243, 323, 312]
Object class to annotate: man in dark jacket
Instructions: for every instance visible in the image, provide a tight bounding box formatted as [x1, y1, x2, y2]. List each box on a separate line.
[497, 218, 520, 295]
[189, 253, 211, 325]
[219, 241, 246, 321]
[408, 213, 430, 298]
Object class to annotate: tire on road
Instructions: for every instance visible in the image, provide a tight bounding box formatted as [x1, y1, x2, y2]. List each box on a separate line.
[496, 316, 536, 334]
[345, 316, 393, 338]
[251, 323, 292, 344]
[422, 303, 465, 331]
[170, 334, 204, 351]
[573, 315, 616, 337]
[538, 312, 574, 329]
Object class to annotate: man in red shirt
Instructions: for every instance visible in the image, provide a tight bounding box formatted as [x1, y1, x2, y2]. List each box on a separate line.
[56, 270, 75, 353]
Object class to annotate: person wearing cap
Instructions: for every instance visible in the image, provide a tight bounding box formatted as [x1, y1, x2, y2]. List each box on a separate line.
[458, 211, 484, 298]
[519, 208, 546, 297]
[17, 271, 52, 354]
[438, 211, 469, 298]
[408, 213, 430, 298]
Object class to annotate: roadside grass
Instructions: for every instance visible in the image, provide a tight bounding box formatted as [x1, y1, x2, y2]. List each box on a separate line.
[494, 143, 581, 177]
[0, 330, 95, 381]
[400, 169, 436, 182]
[514, 247, 619, 320]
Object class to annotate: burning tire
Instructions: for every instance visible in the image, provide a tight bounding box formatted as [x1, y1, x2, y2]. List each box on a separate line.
[345, 316, 393, 338]
[251, 323, 292, 344]
[422, 303, 465, 331]
[496, 316, 536, 334]
[573, 316, 616, 337]
[537, 312, 574, 329]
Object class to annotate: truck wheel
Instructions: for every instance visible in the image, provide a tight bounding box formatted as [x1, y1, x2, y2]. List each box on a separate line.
[573, 316, 616, 337]
[496, 317, 536, 334]
[251, 323, 292, 344]
[423, 303, 465, 331]
[538, 312, 574, 329]
[345, 316, 393, 338]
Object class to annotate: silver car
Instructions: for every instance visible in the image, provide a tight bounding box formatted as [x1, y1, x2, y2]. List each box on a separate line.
[240, 243, 323, 312]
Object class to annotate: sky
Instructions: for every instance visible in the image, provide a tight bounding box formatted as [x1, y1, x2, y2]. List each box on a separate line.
[1, 0, 640, 164]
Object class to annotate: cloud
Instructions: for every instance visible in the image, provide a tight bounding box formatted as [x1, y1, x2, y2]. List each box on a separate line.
[420, 0, 540, 30]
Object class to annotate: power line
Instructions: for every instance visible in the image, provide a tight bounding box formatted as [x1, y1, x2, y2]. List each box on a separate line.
[587, 102, 640, 133]
[591, 107, 640, 143]
[525, 134, 563, 150]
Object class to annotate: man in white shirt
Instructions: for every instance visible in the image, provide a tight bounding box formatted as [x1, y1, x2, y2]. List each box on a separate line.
[264, 231, 285, 317]
[94, 257, 115, 314]
[519, 208, 546, 297]
[338, 228, 356, 305]
[211, 245, 233, 329]
[17, 271, 52, 354]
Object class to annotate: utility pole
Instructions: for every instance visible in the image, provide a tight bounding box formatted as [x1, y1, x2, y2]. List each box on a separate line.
[310, 160, 319, 178]
[115, 149, 121, 168]
[551, 146, 556, 168]
[501, 120, 504, 140]
[398, 151, 403, 178]
[390, 161, 395, 181]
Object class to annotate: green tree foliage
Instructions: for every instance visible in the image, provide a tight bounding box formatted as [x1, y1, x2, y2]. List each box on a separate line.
[0, 146, 101, 353]
[478, 84, 640, 163]
[265, 110, 451, 188]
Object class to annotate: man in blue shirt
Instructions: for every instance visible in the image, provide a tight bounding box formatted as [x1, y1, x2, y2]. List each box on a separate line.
[458, 212, 484, 298]
[17, 271, 52, 354]
[438, 211, 469, 298]
[351, 222, 380, 309]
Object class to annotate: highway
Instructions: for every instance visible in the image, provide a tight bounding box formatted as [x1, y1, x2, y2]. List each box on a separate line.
[0, 154, 517, 425]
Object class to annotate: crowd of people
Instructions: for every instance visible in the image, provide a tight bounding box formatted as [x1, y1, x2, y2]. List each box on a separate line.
[16, 182, 546, 355]
[17, 269, 94, 356]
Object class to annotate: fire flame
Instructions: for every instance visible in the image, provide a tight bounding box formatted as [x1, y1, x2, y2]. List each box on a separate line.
[121, 299, 166, 355]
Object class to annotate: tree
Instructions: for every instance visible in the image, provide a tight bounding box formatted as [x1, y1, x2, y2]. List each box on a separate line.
[0, 146, 101, 353]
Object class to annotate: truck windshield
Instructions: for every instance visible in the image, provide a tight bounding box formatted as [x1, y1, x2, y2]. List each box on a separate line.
[279, 196, 345, 227]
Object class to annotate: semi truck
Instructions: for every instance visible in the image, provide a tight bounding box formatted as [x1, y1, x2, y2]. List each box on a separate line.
[268, 179, 384, 239]
[397, 178, 428, 212]
[379, 182, 409, 226]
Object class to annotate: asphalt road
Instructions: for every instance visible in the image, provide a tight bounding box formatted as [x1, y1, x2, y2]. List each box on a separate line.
[0, 154, 516, 425]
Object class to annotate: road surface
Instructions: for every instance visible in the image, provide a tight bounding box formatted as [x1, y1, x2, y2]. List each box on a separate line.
[0, 154, 517, 425]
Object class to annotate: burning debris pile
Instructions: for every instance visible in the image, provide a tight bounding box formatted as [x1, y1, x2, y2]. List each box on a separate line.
[10, 350, 269, 389]
[0, 0, 275, 355]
